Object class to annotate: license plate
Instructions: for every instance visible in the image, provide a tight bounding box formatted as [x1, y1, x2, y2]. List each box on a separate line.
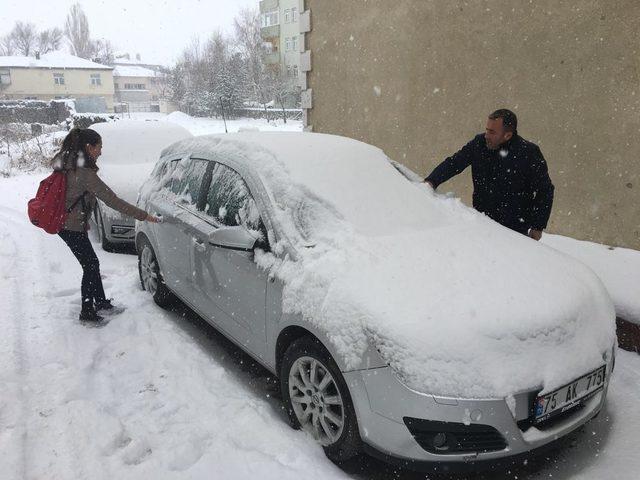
[534, 366, 606, 425]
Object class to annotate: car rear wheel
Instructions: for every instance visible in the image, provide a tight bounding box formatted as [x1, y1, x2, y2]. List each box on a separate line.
[281, 336, 361, 462]
[137, 237, 174, 308]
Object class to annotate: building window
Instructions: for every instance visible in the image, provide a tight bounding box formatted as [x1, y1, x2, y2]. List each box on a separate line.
[292, 7, 298, 22]
[124, 83, 146, 90]
[261, 11, 279, 27]
[0, 69, 10, 85]
[286, 65, 292, 77]
[285, 37, 291, 51]
[53, 73, 65, 85]
[293, 65, 299, 78]
[292, 35, 298, 52]
[114, 83, 119, 89]
[90, 74, 102, 86]
[284, 9, 290, 23]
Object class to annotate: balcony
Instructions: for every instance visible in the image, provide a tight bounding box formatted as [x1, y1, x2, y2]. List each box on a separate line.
[259, 0, 278, 14]
[264, 52, 280, 65]
[261, 24, 280, 40]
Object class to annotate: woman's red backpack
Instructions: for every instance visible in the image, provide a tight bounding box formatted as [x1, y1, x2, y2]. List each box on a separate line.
[28, 171, 69, 234]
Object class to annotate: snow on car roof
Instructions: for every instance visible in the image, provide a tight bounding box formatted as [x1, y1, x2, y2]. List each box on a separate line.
[161, 132, 459, 235]
[93, 120, 192, 166]
[92, 120, 192, 203]
[158, 132, 617, 399]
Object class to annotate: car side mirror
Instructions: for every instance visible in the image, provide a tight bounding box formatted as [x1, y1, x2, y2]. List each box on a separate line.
[208, 226, 258, 251]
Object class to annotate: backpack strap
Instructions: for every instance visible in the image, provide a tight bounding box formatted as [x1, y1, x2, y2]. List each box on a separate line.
[66, 191, 88, 214]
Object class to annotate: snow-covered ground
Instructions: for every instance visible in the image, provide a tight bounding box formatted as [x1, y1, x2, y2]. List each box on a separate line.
[2, 171, 640, 479]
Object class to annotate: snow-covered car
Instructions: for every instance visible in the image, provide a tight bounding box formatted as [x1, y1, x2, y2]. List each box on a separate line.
[89, 120, 192, 250]
[135, 132, 616, 470]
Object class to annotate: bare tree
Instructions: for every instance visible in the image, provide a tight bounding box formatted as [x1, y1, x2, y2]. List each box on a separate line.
[10, 22, 37, 56]
[0, 35, 15, 55]
[38, 28, 63, 54]
[269, 68, 299, 123]
[91, 39, 114, 64]
[234, 7, 273, 116]
[65, 3, 93, 58]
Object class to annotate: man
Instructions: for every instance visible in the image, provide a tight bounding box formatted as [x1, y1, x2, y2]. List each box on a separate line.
[424, 109, 554, 240]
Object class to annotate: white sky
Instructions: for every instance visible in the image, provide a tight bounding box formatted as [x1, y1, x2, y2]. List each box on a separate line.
[2, 0, 257, 66]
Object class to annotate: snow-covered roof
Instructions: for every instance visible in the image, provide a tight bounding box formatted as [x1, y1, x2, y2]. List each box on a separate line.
[0, 51, 112, 70]
[112, 65, 161, 78]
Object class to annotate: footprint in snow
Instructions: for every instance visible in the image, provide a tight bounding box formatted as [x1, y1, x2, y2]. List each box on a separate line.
[48, 288, 76, 298]
[122, 438, 153, 466]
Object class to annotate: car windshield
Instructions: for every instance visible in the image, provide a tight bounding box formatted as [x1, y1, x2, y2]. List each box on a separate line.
[269, 146, 461, 240]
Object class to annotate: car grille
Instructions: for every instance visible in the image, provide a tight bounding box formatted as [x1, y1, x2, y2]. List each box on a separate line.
[404, 417, 508, 454]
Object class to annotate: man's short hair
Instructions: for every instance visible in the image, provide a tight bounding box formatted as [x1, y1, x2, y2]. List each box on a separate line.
[489, 109, 518, 134]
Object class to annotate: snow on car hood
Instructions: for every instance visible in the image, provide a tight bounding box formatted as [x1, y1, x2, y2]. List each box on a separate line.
[159, 133, 617, 398]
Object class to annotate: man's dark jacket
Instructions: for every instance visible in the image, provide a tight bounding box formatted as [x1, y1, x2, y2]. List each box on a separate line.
[425, 134, 554, 234]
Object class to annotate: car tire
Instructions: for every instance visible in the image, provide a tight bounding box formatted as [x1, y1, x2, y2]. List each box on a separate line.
[281, 336, 361, 462]
[137, 237, 174, 308]
[95, 207, 114, 252]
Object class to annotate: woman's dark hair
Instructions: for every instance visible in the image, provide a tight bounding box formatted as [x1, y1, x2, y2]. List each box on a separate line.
[53, 128, 102, 170]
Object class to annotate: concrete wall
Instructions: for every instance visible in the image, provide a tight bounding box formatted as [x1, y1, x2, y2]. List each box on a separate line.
[305, 0, 640, 249]
[2, 67, 114, 111]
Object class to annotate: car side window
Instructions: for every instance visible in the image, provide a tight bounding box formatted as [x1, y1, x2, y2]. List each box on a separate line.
[205, 163, 262, 232]
[169, 158, 209, 206]
[158, 159, 178, 189]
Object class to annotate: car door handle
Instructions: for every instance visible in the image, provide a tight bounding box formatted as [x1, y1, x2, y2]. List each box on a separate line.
[192, 237, 206, 253]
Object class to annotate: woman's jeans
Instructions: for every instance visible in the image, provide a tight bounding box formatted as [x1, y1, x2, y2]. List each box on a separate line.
[58, 229, 106, 310]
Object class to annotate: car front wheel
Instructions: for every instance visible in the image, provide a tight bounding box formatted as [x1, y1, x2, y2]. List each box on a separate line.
[137, 237, 174, 308]
[281, 336, 361, 462]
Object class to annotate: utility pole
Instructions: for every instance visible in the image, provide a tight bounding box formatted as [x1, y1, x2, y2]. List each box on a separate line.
[219, 97, 228, 133]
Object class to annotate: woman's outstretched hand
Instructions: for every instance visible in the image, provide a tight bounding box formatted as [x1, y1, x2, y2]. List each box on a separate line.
[145, 214, 162, 223]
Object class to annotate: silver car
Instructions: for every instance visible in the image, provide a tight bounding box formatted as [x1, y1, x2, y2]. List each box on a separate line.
[135, 132, 615, 471]
[89, 120, 192, 250]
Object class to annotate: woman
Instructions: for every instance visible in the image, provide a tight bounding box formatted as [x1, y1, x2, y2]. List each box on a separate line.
[54, 128, 160, 322]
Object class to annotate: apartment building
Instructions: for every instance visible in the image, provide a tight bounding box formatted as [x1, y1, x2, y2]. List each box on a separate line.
[0, 51, 114, 112]
[259, 0, 303, 81]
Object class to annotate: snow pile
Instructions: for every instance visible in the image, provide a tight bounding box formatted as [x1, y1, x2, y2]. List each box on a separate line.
[157, 133, 617, 398]
[91, 120, 191, 203]
[543, 234, 640, 325]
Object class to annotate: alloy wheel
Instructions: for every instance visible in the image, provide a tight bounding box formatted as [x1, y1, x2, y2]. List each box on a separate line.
[140, 246, 159, 295]
[288, 356, 345, 446]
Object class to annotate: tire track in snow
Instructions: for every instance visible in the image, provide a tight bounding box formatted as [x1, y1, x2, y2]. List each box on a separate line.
[0, 221, 28, 480]
[0, 208, 87, 480]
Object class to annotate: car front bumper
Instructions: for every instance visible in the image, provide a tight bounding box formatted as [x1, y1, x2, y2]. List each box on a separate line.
[98, 202, 136, 244]
[344, 355, 613, 471]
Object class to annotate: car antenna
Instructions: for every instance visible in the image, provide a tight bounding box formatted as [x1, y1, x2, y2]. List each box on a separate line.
[219, 97, 228, 133]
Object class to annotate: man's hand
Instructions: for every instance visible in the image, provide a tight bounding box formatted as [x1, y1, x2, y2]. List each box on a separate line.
[528, 229, 543, 241]
[145, 214, 162, 223]
[423, 179, 435, 189]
